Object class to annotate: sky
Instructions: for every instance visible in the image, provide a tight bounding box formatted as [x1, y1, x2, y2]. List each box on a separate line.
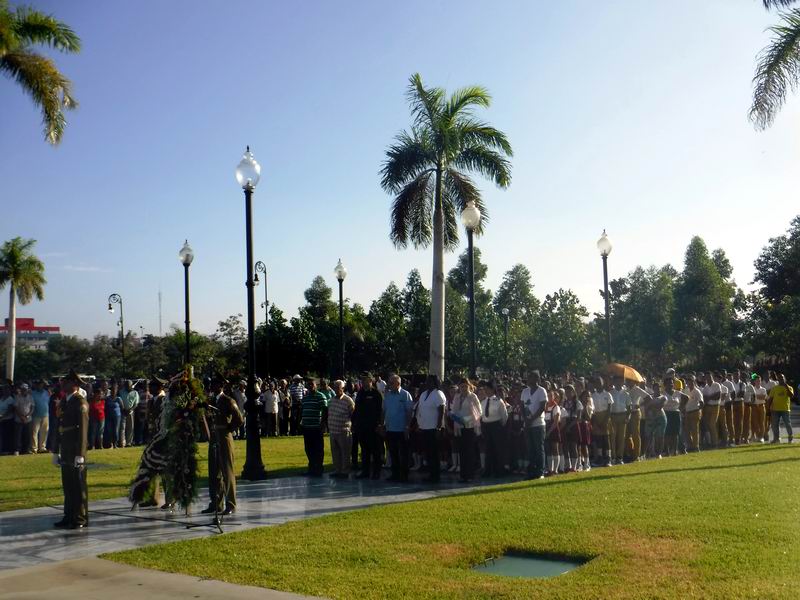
[2, 0, 799, 339]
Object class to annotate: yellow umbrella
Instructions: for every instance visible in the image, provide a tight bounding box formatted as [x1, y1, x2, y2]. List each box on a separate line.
[605, 363, 645, 383]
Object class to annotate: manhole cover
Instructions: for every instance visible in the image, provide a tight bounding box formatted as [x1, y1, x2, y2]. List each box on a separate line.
[473, 553, 586, 578]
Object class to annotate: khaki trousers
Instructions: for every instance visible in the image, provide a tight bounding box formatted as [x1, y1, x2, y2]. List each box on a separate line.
[742, 404, 752, 442]
[610, 412, 629, 460]
[751, 404, 766, 440]
[717, 405, 729, 446]
[685, 410, 701, 451]
[330, 432, 352, 475]
[702, 405, 720, 447]
[209, 432, 236, 511]
[627, 409, 641, 459]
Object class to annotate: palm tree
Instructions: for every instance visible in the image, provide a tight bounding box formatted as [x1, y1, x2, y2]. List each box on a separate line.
[380, 74, 512, 378]
[0, 237, 46, 381]
[0, 0, 80, 144]
[750, 0, 800, 129]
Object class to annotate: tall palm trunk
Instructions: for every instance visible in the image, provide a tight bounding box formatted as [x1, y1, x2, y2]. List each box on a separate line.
[6, 284, 16, 381]
[428, 164, 446, 378]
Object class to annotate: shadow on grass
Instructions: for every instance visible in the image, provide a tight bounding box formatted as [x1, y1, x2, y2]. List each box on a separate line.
[453, 455, 798, 500]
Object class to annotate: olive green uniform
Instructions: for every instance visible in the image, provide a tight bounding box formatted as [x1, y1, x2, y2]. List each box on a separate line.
[53, 392, 89, 526]
[208, 392, 243, 511]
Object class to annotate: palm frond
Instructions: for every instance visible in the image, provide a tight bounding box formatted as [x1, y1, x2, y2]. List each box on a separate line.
[444, 169, 488, 235]
[763, 1, 798, 10]
[380, 129, 435, 193]
[455, 118, 513, 156]
[0, 50, 76, 143]
[390, 171, 434, 249]
[750, 8, 800, 130]
[451, 144, 512, 188]
[406, 73, 444, 130]
[442, 85, 490, 123]
[13, 6, 81, 52]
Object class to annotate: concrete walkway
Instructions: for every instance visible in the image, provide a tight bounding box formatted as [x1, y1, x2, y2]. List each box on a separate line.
[0, 557, 313, 599]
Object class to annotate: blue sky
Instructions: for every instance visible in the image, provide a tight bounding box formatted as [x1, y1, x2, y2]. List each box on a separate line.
[2, 0, 798, 339]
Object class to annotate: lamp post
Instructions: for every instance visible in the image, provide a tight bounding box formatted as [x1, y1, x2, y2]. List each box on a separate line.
[461, 201, 481, 379]
[179, 240, 194, 366]
[235, 146, 267, 481]
[107, 293, 125, 376]
[502, 307, 510, 373]
[254, 260, 268, 377]
[334, 259, 347, 378]
[597, 229, 613, 362]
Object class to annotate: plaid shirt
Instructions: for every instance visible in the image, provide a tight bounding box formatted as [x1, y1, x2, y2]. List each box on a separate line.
[327, 393, 355, 435]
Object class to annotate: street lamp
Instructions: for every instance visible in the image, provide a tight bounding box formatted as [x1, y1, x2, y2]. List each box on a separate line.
[334, 258, 347, 378]
[502, 307, 510, 373]
[235, 146, 267, 481]
[254, 260, 268, 377]
[597, 229, 613, 362]
[107, 293, 125, 376]
[179, 239, 194, 367]
[461, 200, 481, 379]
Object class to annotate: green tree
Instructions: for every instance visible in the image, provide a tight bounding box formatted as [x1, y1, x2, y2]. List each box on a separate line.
[447, 246, 491, 306]
[0, 0, 80, 144]
[493, 264, 539, 321]
[0, 237, 46, 381]
[368, 283, 406, 371]
[380, 73, 512, 378]
[530, 289, 593, 374]
[401, 269, 430, 372]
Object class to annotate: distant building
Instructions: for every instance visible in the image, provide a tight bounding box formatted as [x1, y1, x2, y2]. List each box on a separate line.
[0, 318, 61, 351]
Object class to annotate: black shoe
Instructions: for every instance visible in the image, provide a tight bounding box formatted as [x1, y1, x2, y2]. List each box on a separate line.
[139, 499, 158, 508]
[161, 502, 175, 510]
[67, 522, 87, 529]
[370, 473, 381, 480]
[355, 472, 370, 479]
[385, 476, 400, 482]
[458, 478, 472, 483]
[53, 519, 70, 528]
[222, 506, 235, 516]
[200, 506, 217, 515]
[422, 477, 440, 484]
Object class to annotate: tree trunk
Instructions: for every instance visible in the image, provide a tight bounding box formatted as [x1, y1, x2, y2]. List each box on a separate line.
[428, 165, 445, 379]
[6, 284, 16, 382]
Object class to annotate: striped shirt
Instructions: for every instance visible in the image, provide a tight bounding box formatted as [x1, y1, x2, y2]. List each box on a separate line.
[327, 393, 355, 434]
[301, 390, 326, 428]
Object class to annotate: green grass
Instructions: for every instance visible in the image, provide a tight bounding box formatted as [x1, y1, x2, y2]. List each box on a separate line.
[0, 436, 320, 512]
[106, 445, 800, 599]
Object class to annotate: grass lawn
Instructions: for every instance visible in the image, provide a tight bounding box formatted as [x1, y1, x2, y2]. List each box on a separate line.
[106, 444, 800, 599]
[0, 436, 320, 512]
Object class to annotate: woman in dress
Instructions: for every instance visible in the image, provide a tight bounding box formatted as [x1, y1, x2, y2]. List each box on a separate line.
[561, 385, 581, 472]
[544, 388, 562, 475]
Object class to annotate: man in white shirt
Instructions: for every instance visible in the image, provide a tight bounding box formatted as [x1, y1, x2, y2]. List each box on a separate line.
[683, 375, 704, 452]
[609, 376, 631, 465]
[741, 373, 756, 444]
[417, 375, 446, 483]
[591, 378, 614, 467]
[700, 373, 722, 449]
[721, 371, 737, 446]
[375, 376, 387, 396]
[261, 382, 279, 437]
[521, 371, 547, 479]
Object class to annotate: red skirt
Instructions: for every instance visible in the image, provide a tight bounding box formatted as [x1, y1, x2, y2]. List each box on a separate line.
[545, 424, 562, 444]
[578, 421, 591, 445]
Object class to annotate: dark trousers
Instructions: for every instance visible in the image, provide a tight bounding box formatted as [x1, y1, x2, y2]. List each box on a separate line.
[386, 431, 410, 481]
[280, 406, 290, 436]
[14, 421, 31, 453]
[263, 412, 278, 437]
[459, 428, 478, 481]
[61, 464, 88, 525]
[483, 421, 506, 477]
[351, 428, 361, 470]
[290, 405, 302, 435]
[358, 428, 382, 477]
[421, 429, 440, 481]
[303, 426, 324, 476]
[526, 426, 545, 478]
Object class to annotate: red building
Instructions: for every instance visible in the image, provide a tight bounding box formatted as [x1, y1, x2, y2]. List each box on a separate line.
[0, 318, 61, 350]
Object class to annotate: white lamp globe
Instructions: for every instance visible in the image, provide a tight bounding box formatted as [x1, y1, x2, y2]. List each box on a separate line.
[460, 201, 481, 231]
[235, 146, 261, 190]
[597, 230, 613, 257]
[179, 240, 194, 266]
[334, 258, 347, 281]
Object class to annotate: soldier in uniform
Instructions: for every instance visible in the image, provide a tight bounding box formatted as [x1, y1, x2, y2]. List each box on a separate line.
[52, 370, 89, 529]
[139, 375, 171, 508]
[202, 376, 243, 516]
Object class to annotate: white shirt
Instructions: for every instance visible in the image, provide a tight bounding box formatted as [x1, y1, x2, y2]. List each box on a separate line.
[592, 390, 614, 412]
[663, 391, 682, 412]
[743, 383, 756, 404]
[544, 403, 561, 424]
[261, 390, 278, 413]
[481, 395, 508, 425]
[722, 380, 736, 402]
[521, 386, 547, 427]
[702, 382, 722, 406]
[610, 388, 631, 413]
[628, 385, 648, 409]
[417, 389, 446, 430]
[376, 379, 386, 395]
[765, 379, 778, 392]
[685, 388, 703, 411]
[753, 385, 768, 405]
